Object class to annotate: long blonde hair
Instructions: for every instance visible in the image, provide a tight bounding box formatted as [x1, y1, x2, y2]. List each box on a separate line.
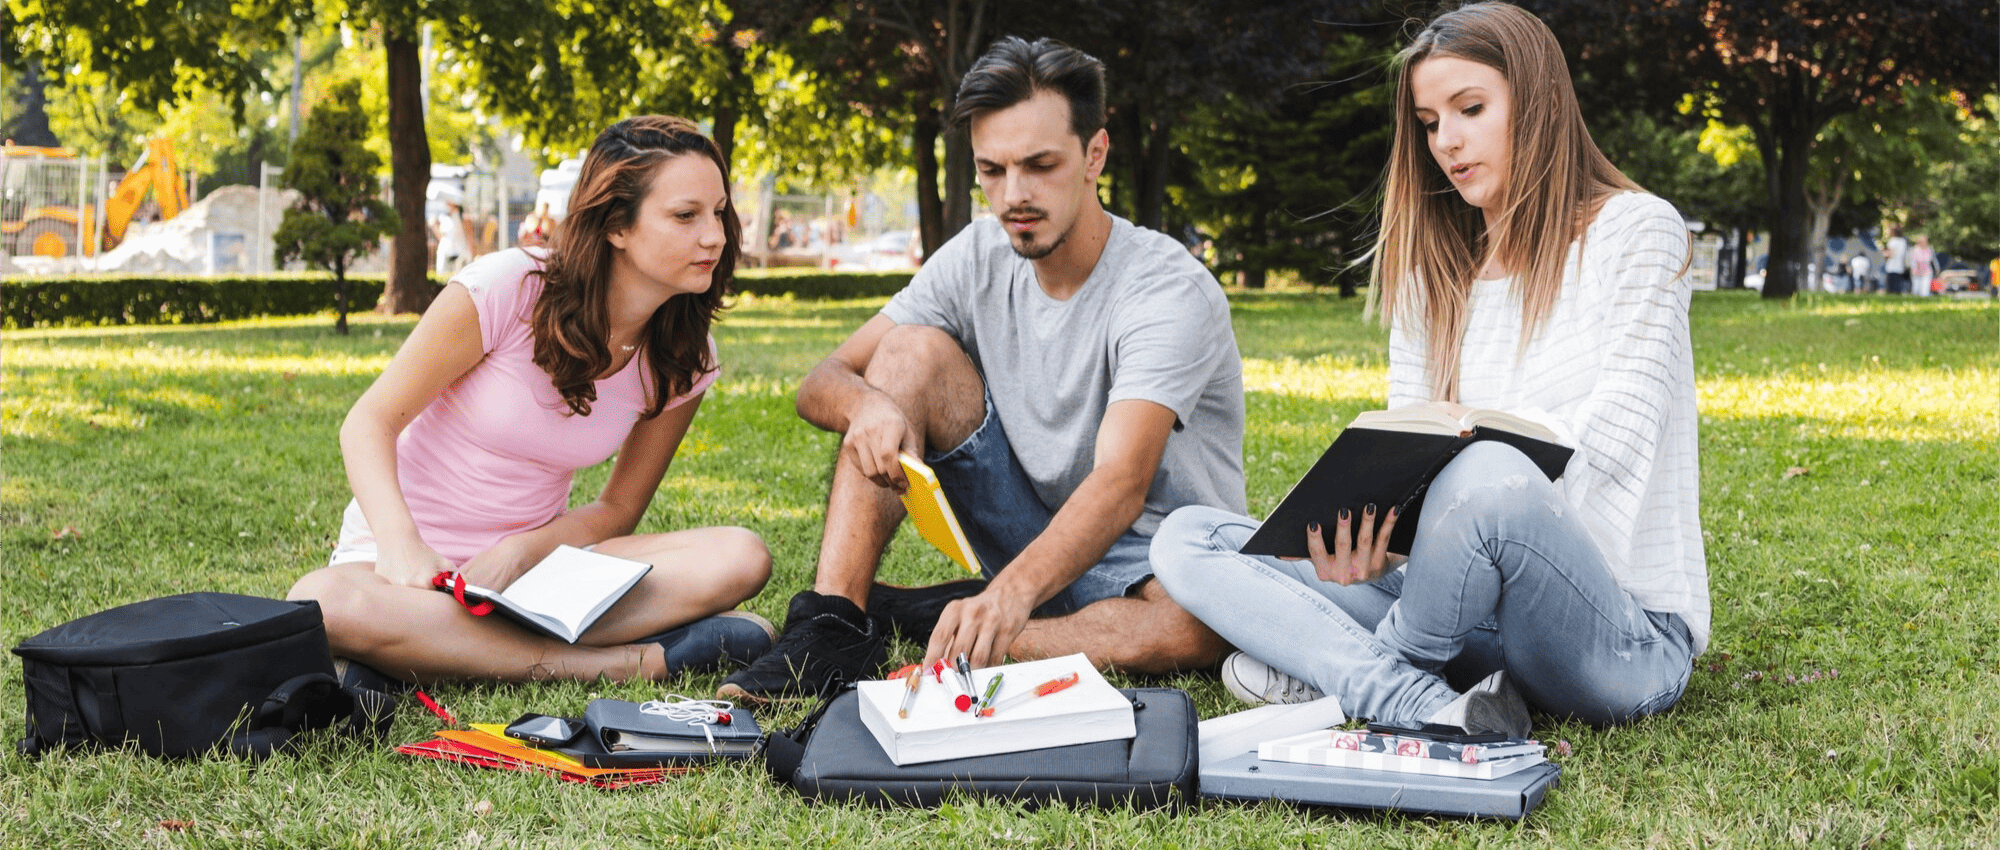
[1368, 1, 1642, 400]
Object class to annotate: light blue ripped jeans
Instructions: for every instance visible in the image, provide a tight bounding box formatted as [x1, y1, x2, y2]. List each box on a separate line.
[1151, 441, 1693, 727]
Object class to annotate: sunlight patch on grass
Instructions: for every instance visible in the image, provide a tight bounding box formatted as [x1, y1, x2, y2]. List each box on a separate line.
[1699, 366, 1995, 441]
[707, 375, 800, 399]
[4, 343, 387, 378]
[2, 393, 155, 438]
[1240, 356, 1386, 402]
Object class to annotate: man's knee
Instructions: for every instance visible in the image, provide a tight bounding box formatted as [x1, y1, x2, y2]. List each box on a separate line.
[864, 324, 971, 388]
[865, 324, 985, 446]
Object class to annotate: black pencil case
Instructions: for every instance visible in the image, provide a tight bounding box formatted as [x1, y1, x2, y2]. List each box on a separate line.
[763, 686, 1196, 809]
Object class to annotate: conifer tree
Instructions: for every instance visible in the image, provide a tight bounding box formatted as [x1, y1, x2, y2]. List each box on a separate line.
[273, 79, 397, 334]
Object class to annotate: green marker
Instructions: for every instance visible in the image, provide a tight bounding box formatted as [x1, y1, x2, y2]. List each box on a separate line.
[974, 672, 1005, 719]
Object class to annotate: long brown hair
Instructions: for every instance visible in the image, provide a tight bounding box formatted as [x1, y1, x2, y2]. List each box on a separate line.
[1368, 1, 1643, 400]
[529, 116, 740, 418]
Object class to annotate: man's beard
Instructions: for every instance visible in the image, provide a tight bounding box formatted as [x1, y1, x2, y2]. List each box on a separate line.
[1006, 206, 1067, 260]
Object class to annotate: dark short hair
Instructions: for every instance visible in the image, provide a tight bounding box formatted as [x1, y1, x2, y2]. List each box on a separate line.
[950, 36, 1106, 142]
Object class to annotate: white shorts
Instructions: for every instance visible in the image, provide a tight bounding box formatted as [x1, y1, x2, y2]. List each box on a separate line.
[327, 499, 378, 567]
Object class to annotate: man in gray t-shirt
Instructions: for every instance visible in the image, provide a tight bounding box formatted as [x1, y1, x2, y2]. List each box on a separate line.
[722, 36, 1245, 702]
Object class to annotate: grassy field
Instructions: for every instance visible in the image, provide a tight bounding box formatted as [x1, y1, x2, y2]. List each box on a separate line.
[2, 289, 1995, 848]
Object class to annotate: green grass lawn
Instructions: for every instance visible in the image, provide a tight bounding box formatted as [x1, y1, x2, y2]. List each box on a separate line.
[3, 289, 1995, 847]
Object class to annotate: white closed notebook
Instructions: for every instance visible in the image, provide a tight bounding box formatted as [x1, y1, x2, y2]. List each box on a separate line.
[855, 653, 1135, 766]
[451, 545, 651, 643]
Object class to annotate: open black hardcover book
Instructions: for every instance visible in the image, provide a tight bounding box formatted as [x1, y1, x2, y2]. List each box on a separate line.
[1238, 408, 1574, 559]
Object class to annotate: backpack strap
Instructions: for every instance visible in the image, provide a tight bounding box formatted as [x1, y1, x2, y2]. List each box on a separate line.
[761, 678, 854, 785]
[227, 672, 398, 758]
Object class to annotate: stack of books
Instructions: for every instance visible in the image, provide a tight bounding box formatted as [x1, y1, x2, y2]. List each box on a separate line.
[854, 653, 1134, 765]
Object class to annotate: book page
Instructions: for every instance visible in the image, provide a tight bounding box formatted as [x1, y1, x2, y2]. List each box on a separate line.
[1459, 408, 1561, 443]
[493, 546, 651, 639]
[1352, 405, 1560, 443]
[1349, 405, 1465, 436]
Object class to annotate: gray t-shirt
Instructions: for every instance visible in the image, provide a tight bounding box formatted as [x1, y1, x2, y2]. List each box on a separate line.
[881, 214, 1245, 535]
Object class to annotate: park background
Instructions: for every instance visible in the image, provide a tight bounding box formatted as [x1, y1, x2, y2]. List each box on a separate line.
[4, 1, 1999, 847]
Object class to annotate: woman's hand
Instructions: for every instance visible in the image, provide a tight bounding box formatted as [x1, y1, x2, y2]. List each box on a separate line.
[374, 536, 457, 589]
[456, 536, 544, 593]
[1286, 504, 1401, 586]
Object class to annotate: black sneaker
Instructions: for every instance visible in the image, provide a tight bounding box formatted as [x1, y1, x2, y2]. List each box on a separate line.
[639, 611, 776, 677]
[717, 591, 886, 704]
[867, 578, 988, 643]
[333, 657, 412, 694]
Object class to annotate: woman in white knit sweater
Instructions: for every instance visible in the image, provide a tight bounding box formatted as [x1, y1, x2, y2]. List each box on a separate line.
[1151, 1, 1707, 734]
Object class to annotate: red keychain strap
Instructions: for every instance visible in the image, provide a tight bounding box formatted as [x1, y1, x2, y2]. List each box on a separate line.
[431, 570, 496, 616]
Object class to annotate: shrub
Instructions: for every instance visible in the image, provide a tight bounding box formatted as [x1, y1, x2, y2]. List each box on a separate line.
[0, 274, 395, 328]
[0, 269, 914, 329]
[732, 269, 913, 300]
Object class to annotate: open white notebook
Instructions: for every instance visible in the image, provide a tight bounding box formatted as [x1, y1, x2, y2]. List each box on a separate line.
[441, 545, 650, 643]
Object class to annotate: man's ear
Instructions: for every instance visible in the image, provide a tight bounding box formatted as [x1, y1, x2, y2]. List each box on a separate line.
[1084, 128, 1110, 180]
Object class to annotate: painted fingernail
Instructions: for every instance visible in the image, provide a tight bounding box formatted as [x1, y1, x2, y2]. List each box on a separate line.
[1338, 508, 1351, 521]
[1365, 503, 1377, 516]
[1308, 522, 1321, 534]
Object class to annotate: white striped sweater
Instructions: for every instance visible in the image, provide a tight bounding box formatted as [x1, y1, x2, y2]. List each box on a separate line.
[1387, 191, 1710, 654]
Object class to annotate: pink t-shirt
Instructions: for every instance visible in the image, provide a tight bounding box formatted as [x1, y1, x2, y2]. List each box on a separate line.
[390, 248, 718, 563]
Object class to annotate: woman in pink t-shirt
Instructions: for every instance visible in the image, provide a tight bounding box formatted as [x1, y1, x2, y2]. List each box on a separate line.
[289, 116, 773, 685]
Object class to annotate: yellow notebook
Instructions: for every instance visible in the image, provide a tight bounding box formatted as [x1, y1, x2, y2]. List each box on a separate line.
[897, 453, 982, 575]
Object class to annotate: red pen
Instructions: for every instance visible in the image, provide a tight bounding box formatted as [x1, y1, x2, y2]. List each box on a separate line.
[976, 671, 1080, 718]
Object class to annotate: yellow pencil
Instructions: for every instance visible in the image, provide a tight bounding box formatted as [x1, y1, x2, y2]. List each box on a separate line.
[898, 663, 923, 719]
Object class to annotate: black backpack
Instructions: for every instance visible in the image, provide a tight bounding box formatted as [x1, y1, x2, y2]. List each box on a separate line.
[12, 592, 395, 759]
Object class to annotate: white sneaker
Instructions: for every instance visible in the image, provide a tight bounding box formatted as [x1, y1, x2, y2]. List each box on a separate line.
[1220, 652, 1324, 706]
[1423, 670, 1532, 738]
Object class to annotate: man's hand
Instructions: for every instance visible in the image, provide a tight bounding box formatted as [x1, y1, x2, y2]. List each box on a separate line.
[841, 391, 921, 492]
[922, 584, 1036, 670]
[1283, 504, 1400, 586]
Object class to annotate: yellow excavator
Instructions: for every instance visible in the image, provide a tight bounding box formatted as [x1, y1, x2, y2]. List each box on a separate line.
[1, 137, 187, 257]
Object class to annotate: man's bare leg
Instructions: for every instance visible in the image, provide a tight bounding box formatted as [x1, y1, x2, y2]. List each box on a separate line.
[812, 324, 986, 608]
[1008, 579, 1231, 673]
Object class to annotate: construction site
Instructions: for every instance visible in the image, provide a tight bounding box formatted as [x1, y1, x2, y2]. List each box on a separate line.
[0, 139, 537, 279]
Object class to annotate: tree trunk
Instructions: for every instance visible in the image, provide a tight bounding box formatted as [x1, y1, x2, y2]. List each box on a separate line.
[384, 31, 435, 315]
[1802, 168, 1845, 294]
[933, 0, 983, 243]
[334, 263, 351, 336]
[5, 60, 59, 147]
[942, 125, 974, 238]
[1757, 101, 1820, 301]
[1134, 115, 1173, 231]
[712, 21, 746, 164]
[914, 112, 943, 257]
[1241, 204, 1267, 289]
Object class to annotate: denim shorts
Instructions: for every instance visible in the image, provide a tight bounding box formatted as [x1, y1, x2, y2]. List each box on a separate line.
[925, 392, 1154, 617]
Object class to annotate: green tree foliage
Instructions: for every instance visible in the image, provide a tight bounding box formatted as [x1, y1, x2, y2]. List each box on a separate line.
[1925, 94, 1999, 264]
[1045, 1, 1373, 235]
[1539, 0, 2000, 299]
[750, 0, 1369, 253]
[273, 80, 397, 335]
[1175, 33, 1395, 293]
